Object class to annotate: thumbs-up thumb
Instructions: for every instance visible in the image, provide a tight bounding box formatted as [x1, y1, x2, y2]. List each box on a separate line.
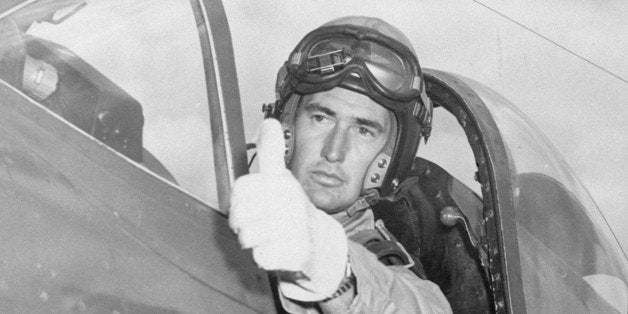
[256, 119, 288, 175]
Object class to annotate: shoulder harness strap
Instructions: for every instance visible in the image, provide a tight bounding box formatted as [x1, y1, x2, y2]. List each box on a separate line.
[349, 219, 426, 278]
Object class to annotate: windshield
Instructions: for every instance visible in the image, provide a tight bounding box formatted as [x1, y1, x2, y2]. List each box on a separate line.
[458, 76, 628, 312]
[0, 0, 218, 206]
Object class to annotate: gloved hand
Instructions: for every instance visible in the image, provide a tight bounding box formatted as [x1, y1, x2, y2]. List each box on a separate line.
[229, 119, 348, 302]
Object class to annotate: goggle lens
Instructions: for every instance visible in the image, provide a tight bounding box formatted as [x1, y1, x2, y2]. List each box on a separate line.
[305, 39, 415, 94]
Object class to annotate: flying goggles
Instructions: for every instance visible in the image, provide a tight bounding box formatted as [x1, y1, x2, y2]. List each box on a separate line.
[277, 24, 428, 117]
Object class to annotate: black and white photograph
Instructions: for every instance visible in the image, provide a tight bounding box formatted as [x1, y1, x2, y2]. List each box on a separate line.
[0, 0, 626, 312]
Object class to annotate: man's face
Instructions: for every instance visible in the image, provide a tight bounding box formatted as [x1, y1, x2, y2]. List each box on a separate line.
[289, 87, 392, 213]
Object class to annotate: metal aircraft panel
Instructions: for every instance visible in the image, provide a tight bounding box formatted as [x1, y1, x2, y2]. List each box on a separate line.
[0, 81, 275, 312]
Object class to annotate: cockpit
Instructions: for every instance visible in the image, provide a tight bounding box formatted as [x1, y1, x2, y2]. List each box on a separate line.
[410, 71, 628, 312]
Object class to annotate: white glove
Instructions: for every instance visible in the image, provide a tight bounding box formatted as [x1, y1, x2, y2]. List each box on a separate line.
[229, 119, 348, 302]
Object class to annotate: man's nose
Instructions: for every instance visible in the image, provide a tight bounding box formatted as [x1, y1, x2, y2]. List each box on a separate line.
[321, 126, 347, 163]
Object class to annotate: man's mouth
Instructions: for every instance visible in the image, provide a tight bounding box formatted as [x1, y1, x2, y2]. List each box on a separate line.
[310, 170, 344, 187]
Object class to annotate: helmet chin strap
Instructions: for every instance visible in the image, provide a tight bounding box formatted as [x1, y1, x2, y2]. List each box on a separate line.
[361, 187, 381, 205]
[361, 109, 397, 192]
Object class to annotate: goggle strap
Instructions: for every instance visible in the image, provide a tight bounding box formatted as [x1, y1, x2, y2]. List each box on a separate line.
[411, 76, 421, 91]
[412, 101, 421, 118]
[307, 49, 346, 74]
[419, 95, 433, 142]
[275, 64, 289, 95]
[290, 52, 302, 65]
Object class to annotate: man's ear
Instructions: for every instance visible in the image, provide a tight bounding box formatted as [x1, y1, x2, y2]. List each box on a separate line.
[280, 95, 301, 167]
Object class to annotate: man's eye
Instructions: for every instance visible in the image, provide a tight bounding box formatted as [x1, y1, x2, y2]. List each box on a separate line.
[312, 114, 326, 122]
[358, 127, 374, 137]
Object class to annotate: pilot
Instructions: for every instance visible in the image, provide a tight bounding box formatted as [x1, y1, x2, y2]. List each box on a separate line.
[229, 16, 451, 313]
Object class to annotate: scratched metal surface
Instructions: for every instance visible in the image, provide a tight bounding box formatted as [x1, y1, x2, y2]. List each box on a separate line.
[0, 81, 274, 313]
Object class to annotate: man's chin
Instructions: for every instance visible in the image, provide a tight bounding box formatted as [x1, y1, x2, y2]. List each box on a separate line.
[308, 191, 354, 214]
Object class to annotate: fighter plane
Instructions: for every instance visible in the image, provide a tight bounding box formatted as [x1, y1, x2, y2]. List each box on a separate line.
[0, 0, 626, 313]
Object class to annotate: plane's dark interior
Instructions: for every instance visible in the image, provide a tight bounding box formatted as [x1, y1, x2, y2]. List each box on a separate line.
[372, 157, 490, 312]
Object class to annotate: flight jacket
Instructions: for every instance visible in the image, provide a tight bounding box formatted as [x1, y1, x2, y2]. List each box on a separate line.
[279, 198, 452, 313]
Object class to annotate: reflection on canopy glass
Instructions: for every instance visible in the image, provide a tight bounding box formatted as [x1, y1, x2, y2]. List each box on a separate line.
[463, 76, 628, 312]
[0, 0, 217, 205]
